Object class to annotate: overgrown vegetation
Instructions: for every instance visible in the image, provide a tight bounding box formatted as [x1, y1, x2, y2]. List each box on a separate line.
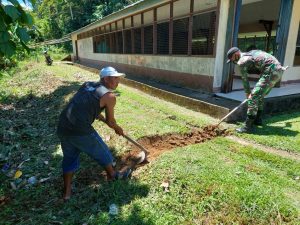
[0, 60, 299, 224]
[1, 0, 139, 70]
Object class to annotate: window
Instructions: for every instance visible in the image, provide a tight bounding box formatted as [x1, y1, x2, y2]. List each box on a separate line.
[104, 34, 110, 53]
[144, 25, 153, 54]
[109, 33, 116, 53]
[134, 28, 142, 54]
[192, 11, 216, 55]
[157, 21, 169, 54]
[173, 17, 188, 55]
[90, 4, 217, 57]
[124, 30, 132, 54]
[93, 35, 109, 53]
[116, 31, 123, 53]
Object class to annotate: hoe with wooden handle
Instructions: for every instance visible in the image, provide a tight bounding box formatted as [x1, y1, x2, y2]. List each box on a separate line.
[216, 99, 248, 127]
[124, 134, 149, 165]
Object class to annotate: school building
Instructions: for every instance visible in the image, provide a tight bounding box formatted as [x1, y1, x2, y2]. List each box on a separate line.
[69, 0, 300, 97]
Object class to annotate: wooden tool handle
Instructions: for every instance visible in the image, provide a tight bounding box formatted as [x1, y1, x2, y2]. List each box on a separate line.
[124, 134, 148, 153]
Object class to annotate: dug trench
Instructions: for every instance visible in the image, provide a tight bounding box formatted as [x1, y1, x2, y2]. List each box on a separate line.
[74, 125, 230, 187]
[118, 125, 230, 169]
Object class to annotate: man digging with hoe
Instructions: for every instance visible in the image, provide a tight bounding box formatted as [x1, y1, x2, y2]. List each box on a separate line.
[57, 67, 132, 201]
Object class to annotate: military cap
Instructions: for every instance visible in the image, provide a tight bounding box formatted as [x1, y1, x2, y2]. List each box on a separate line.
[226, 47, 240, 63]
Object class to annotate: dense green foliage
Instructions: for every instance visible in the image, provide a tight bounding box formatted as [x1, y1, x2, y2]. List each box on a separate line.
[32, 0, 139, 40]
[0, 0, 35, 58]
[0, 0, 38, 70]
[0, 0, 139, 69]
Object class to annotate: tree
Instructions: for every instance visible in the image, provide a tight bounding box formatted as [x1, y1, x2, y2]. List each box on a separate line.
[91, 0, 139, 22]
[0, 0, 35, 58]
[32, 0, 140, 40]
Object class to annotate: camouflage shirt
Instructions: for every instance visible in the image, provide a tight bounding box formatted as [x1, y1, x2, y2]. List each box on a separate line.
[237, 50, 283, 94]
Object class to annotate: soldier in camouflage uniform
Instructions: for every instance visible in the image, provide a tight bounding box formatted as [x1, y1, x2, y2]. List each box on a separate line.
[226, 47, 287, 133]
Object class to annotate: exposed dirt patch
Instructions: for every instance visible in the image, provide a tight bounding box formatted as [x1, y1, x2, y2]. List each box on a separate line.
[120, 125, 230, 168]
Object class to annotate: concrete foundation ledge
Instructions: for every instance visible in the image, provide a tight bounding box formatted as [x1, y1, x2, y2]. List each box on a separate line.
[120, 78, 230, 119]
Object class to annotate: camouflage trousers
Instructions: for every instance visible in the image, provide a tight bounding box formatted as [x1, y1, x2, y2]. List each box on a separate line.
[247, 68, 283, 117]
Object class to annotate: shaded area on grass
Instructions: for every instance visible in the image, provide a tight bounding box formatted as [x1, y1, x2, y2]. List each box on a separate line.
[254, 125, 299, 137]
[2, 175, 150, 224]
[0, 81, 151, 224]
[238, 111, 300, 153]
[2, 61, 300, 224]
[132, 137, 300, 224]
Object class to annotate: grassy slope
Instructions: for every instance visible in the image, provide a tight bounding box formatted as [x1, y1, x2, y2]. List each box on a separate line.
[0, 61, 299, 224]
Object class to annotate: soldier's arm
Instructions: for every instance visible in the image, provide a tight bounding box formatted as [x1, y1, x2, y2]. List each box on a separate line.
[240, 66, 251, 95]
[238, 56, 253, 96]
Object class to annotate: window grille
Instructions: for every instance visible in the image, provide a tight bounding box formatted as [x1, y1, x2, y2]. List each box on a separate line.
[124, 30, 132, 54]
[173, 18, 189, 55]
[192, 11, 216, 55]
[134, 28, 142, 54]
[110, 33, 116, 53]
[237, 36, 276, 54]
[116, 31, 123, 53]
[157, 21, 169, 55]
[144, 25, 153, 54]
[104, 34, 110, 53]
[89, 4, 216, 56]
[93, 35, 109, 53]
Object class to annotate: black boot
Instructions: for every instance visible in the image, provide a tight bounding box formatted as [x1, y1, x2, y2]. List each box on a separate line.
[254, 110, 263, 126]
[236, 116, 255, 133]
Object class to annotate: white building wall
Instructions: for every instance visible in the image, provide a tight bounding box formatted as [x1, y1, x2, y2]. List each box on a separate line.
[71, 36, 77, 60]
[213, 0, 230, 89]
[77, 38, 215, 76]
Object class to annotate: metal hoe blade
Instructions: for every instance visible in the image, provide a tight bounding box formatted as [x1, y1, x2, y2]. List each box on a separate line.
[124, 134, 148, 164]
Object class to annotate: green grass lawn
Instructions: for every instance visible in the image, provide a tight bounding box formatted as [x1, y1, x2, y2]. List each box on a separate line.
[237, 112, 300, 154]
[0, 60, 299, 224]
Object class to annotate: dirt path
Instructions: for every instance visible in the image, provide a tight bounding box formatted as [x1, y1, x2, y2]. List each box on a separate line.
[226, 136, 300, 161]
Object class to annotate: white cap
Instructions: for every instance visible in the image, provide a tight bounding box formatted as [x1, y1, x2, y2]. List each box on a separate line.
[100, 67, 125, 78]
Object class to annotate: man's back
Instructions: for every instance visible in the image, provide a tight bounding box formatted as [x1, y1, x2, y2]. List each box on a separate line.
[57, 82, 110, 136]
[238, 50, 281, 73]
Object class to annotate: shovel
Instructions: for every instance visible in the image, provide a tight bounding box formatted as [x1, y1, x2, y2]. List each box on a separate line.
[216, 99, 247, 127]
[123, 134, 149, 165]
